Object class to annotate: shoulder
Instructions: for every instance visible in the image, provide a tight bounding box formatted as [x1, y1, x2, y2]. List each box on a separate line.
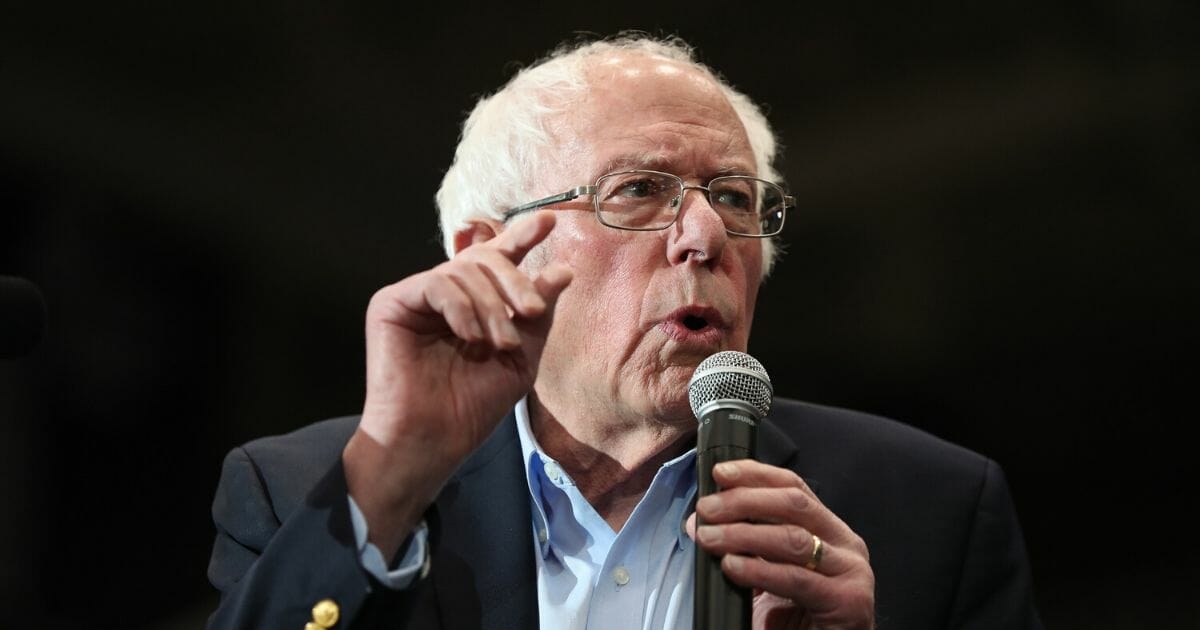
[237, 415, 361, 465]
[766, 397, 1007, 532]
[769, 397, 991, 478]
[767, 399, 1036, 626]
[216, 416, 361, 522]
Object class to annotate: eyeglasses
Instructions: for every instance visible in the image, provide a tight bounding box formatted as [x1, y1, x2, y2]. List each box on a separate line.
[503, 169, 793, 237]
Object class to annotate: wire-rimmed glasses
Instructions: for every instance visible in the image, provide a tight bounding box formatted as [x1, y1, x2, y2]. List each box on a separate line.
[503, 169, 793, 237]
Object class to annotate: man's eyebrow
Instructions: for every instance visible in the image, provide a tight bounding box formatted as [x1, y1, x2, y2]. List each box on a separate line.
[713, 164, 755, 176]
[595, 154, 756, 178]
[597, 153, 665, 174]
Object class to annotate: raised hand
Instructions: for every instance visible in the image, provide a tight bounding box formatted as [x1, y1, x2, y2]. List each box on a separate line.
[343, 212, 572, 558]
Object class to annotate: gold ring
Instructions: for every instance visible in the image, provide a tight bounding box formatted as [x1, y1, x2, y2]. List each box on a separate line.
[805, 534, 824, 571]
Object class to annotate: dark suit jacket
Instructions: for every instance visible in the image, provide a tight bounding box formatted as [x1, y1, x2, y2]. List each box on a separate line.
[207, 398, 1041, 629]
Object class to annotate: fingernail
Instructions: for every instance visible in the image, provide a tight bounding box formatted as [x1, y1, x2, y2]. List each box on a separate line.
[492, 316, 519, 345]
[697, 526, 722, 544]
[697, 495, 723, 516]
[715, 462, 739, 478]
[469, 319, 484, 339]
[725, 555, 743, 571]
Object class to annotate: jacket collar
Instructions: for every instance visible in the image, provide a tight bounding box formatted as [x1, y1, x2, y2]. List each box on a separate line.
[757, 413, 820, 496]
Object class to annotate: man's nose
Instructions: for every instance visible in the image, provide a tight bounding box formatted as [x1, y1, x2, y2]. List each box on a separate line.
[666, 186, 728, 266]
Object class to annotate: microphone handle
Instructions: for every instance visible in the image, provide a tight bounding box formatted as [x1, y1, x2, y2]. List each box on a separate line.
[695, 408, 756, 630]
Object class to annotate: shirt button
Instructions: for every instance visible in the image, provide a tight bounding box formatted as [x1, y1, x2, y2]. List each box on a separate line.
[544, 461, 562, 483]
[537, 528, 548, 543]
[612, 566, 631, 586]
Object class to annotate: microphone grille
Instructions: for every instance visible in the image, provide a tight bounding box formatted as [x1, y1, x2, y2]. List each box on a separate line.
[688, 350, 773, 420]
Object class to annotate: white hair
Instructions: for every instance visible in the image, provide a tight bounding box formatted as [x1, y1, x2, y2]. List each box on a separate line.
[435, 33, 784, 274]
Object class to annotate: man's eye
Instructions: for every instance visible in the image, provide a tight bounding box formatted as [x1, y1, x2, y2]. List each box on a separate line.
[615, 179, 662, 198]
[715, 190, 753, 210]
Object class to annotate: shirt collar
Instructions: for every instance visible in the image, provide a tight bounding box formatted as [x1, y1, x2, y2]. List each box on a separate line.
[513, 396, 696, 556]
[514, 397, 554, 558]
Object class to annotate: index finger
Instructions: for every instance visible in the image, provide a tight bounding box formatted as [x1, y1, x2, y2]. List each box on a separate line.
[489, 211, 558, 262]
[712, 459, 816, 498]
[703, 460, 862, 547]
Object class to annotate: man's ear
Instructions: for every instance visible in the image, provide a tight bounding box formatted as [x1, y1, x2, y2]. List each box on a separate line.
[452, 218, 504, 256]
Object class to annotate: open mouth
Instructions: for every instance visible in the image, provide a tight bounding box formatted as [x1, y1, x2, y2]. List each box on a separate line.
[682, 314, 710, 331]
[661, 306, 726, 346]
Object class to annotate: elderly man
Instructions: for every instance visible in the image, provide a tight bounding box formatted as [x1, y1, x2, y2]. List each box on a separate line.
[208, 35, 1041, 629]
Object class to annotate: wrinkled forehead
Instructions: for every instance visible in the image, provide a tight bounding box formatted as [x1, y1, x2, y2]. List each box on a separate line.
[540, 53, 754, 186]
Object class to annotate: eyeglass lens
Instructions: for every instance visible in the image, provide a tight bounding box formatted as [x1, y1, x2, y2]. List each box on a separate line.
[595, 171, 784, 235]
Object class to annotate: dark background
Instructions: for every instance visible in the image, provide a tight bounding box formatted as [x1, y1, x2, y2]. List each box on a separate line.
[2, 2, 1197, 628]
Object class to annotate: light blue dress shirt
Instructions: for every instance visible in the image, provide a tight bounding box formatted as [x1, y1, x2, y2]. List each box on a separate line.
[515, 397, 697, 630]
[351, 397, 698, 629]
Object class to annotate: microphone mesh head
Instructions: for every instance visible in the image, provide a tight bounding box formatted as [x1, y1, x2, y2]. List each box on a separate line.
[688, 350, 773, 420]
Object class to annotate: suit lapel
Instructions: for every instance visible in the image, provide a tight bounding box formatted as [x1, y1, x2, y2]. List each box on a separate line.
[758, 413, 821, 496]
[431, 412, 538, 630]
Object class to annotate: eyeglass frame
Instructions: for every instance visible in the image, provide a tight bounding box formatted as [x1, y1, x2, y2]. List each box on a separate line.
[501, 169, 794, 238]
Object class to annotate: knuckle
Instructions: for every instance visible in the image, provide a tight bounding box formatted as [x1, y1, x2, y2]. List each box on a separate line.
[472, 252, 506, 273]
[371, 276, 412, 302]
[367, 288, 390, 312]
[849, 533, 870, 560]
[846, 581, 877, 619]
[435, 257, 463, 273]
[808, 574, 838, 602]
[437, 264, 468, 289]
[370, 285, 391, 302]
[783, 486, 809, 512]
[448, 299, 474, 318]
[784, 524, 810, 556]
[786, 469, 805, 486]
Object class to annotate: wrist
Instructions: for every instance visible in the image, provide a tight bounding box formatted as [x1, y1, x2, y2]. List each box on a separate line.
[342, 426, 453, 559]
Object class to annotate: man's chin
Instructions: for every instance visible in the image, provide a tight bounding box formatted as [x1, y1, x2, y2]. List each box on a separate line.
[621, 359, 715, 423]
[646, 376, 699, 424]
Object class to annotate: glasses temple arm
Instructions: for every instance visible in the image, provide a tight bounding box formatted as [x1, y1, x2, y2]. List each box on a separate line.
[503, 186, 596, 221]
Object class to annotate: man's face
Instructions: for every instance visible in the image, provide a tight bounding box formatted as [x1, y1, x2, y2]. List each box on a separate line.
[530, 54, 764, 426]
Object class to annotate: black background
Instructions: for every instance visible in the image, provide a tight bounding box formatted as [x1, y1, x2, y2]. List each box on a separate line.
[2, 2, 1197, 628]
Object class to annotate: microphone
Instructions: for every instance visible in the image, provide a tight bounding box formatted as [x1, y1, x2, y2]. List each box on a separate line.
[690, 350, 773, 630]
[0, 276, 47, 359]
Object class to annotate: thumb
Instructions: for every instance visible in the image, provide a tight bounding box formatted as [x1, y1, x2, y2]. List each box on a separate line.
[684, 511, 697, 542]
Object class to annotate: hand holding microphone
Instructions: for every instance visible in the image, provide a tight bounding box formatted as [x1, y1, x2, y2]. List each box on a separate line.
[690, 351, 876, 630]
